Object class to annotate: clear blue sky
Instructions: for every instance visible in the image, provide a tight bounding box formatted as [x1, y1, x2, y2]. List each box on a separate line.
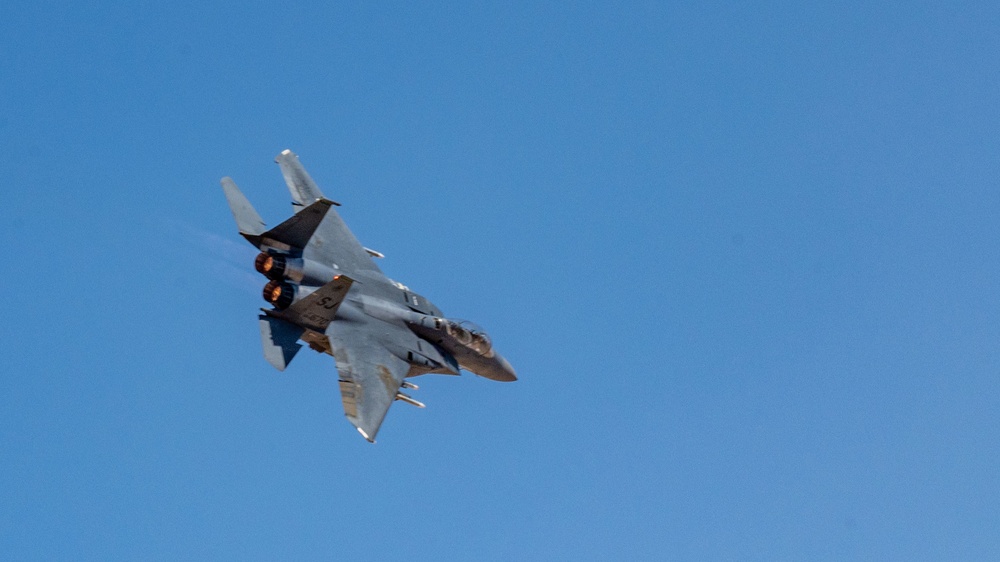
[2, 2, 998, 560]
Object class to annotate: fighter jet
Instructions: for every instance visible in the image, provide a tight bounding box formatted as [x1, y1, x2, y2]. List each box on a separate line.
[221, 150, 517, 442]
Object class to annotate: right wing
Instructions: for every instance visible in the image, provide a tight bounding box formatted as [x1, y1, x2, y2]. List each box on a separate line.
[327, 319, 413, 442]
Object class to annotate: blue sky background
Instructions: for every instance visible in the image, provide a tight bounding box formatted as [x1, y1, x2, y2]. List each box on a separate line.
[2, 2, 999, 560]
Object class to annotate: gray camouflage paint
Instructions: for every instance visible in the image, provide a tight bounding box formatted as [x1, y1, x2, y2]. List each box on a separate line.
[222, 150, 516, 442]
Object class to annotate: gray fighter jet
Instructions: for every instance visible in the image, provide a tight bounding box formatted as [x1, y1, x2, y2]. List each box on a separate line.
[221, 150, 517, 442]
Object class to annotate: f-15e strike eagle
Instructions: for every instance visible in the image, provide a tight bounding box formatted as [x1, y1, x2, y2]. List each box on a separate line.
[221, 150, 517, 442]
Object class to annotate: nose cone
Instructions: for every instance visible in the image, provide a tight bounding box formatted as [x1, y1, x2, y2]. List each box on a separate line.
[462, 351, 518, 382]
[492, 353, 518, 382]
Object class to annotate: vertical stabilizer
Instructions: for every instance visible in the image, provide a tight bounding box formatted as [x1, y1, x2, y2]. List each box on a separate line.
[275, 149, 325, 211]
[222, 177, 266, 236]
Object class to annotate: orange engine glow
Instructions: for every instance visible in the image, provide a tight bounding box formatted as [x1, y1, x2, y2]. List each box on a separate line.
[255, 252, 288, 281]
[263, 280, 282, 302]
[262, 280, 295, 310]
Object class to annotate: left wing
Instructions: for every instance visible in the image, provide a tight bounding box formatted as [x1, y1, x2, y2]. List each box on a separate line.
[328, 319, 413, 442]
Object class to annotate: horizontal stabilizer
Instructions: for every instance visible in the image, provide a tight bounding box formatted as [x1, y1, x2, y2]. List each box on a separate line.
[222, 177, 266, 236]
[259, 315, 304, 371]
[259, 198, 334, 251]
[273, 275, 354, 332]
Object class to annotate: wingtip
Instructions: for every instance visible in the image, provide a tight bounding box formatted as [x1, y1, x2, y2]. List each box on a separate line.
[357, 427, 376, 443]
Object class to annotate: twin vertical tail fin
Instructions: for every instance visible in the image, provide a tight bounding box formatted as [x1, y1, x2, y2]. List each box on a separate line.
[221, 177, 266, 237]
[275, 149, 326, 211]
[222, 152, 344, 373]
[221, 175, 336, 251]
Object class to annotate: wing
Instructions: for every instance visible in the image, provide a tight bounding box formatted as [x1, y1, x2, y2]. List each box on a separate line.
[328, 319, 412, 442]
[274, 150, 382, 275]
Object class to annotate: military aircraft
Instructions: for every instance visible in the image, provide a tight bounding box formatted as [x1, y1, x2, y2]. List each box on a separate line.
[221, 150, 517, 442]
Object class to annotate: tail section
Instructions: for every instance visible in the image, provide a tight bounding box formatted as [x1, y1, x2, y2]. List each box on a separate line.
[221, 177, 266, 237]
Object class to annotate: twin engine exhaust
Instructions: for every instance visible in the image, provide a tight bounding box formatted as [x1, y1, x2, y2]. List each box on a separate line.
[255, 252, 294, 309]
[254, 251, 343, 311]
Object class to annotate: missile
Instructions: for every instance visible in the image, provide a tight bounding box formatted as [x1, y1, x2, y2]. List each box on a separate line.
[395, 392, 425, 408]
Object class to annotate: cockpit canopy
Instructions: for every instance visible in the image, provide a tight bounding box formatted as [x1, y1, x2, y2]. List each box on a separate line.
[437, 318, 494, 357]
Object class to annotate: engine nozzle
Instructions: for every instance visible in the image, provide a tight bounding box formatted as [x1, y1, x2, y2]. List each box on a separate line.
[254, 252, 287, 280]
[254, 252, 336, 285]
[262, 280, 295, 310]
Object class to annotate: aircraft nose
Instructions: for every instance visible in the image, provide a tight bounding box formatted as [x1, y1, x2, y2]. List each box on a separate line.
[494, 353, 518, 382]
